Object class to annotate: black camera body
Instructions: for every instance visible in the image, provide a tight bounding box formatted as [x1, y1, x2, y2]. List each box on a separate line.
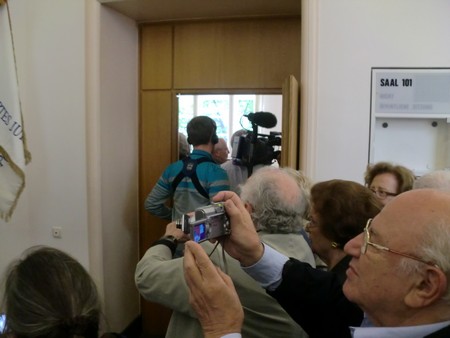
[176, 203, 231, 243]
[232, 131, 282, 166]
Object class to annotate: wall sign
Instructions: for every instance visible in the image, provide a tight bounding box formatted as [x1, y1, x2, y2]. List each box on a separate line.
[372, 68, 450, 116]
[369, 68, 450, 175]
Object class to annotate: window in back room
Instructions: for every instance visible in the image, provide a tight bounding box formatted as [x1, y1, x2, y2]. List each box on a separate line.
[178, 94, 282, 159]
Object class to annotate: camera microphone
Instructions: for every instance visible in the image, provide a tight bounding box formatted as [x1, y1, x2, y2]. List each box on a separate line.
[245, 112, 277, 129]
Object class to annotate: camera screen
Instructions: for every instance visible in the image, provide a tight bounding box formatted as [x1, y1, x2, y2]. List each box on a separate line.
[193, 223, 207, 242]
[0, 313, 6, 333]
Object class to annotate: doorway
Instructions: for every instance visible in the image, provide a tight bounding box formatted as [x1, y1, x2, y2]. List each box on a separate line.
[139, 17, 300, 336]
[178, 94, 282, 156]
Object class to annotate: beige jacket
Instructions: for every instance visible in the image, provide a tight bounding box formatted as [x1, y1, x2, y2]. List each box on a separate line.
[135, 234, 315, 338]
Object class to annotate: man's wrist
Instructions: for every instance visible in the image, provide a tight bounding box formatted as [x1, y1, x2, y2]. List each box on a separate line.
[161, 235, 178, 245]
[242, 244, 288, 290]
[204, 330, 241, 338]
[240, 242, 265, 267]
[151, 235, 178, 256]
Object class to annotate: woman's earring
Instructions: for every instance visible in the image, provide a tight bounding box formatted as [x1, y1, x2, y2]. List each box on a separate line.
[331, 242, 339, 248]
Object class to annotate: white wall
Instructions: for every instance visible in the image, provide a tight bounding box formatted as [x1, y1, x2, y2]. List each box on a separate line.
[0, 1, 90, 270]
[98, 4, 139, 330]
[302, 0, 450, 183]
[0, 0, 139, 333]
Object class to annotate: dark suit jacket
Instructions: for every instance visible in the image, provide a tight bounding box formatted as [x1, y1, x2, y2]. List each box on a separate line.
[268, 257, 363, 338]
[425, 324, 450, 337]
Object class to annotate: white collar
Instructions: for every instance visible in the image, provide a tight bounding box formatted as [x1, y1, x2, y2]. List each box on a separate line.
[351, 320, 450, 338]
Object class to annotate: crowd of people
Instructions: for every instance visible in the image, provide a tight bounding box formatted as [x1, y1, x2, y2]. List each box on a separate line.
[184, 187, 450, 338]
[1, 115, 450, 338]
[135, 166, 314, 338]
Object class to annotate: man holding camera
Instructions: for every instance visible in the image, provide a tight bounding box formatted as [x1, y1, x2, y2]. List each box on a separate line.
[135, 167, 315, 338]
[184, 188, 450, 338]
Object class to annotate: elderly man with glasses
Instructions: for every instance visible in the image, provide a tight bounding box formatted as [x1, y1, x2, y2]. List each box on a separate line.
[183, 188, 450, 338]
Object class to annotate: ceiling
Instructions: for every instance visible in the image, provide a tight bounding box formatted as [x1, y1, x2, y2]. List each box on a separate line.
[98, 0, 301, 24]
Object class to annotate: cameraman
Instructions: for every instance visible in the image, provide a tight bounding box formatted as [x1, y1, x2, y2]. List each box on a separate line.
[221, 129, 273, 193]
[135, 167, 315, 338]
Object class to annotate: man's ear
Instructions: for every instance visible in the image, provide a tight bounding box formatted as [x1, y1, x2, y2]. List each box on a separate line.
[404, 266, 447, 308]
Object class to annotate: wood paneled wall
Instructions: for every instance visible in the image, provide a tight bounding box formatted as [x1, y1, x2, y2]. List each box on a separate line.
[139, 16, 300, 335]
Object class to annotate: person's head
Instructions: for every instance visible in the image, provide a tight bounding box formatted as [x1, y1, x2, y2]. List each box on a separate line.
[413, 170, 450, 191]
[305, 180, 382, 266]
[282, 167, 312, 221]
[239, 166, 306, 233]
[186, 116, 219, 148]
[343, 189, 450, 326]
[364, 161, 415, 206]
[1, 246, 101, 338]
[212, 138, 229, 164]
[178, 132, 190, 160]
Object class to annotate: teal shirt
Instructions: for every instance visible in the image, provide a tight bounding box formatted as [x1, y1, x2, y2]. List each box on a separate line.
[145, 150, 230, 221]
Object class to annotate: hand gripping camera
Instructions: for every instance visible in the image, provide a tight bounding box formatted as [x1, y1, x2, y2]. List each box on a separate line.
[176, 203, 231, 243]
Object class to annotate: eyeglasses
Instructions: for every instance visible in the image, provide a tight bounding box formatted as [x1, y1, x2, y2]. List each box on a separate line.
[305, 218, 319, 231]
[361, 219, 440, 269]
[370, 188, 398, 199]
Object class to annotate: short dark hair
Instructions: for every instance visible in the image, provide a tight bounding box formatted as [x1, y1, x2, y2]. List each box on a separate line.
[186, 116, 218, 146]
[311, 180, 382, 248]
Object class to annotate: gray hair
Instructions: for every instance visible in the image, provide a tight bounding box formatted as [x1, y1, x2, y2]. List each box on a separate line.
[1, 246, 101, 337]
[398, 221, 450, 303]
[413, 170, 450, 192]
[239, 166, 307, 233]
[282, 167, 312, 220]
[178, 132, 190, 159]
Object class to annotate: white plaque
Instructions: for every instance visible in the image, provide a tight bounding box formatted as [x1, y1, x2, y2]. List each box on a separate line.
[372, 68, 450, 115]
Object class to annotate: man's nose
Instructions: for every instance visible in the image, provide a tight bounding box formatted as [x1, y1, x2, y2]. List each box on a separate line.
[344, 233, 363, 258]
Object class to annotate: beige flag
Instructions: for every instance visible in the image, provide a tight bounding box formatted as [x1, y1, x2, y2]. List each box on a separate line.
[0, 1, 31, 221]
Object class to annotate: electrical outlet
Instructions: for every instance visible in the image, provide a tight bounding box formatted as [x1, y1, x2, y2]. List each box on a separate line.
[52, 226, 62, 238]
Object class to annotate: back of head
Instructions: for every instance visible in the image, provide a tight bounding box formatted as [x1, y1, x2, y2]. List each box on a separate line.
[364, 161, 415, 193]
[282, 167, 312, 220]
[2, 246, 100, 338]
[212, 138, 229, 164]
[186, 116, 218, 146]
[311, 179, 382, 248]
[413, 170, 450, 192]
[240, 166, 305, 233]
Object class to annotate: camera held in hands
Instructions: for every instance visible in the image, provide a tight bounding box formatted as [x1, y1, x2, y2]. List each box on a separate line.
[176, 203, 231, 243]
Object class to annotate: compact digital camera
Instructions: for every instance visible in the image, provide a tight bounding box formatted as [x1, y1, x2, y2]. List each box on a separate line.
[176, 203, 231, 242]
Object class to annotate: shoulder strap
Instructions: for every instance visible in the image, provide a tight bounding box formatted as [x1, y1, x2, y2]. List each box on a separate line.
[171, 156, 214, 199]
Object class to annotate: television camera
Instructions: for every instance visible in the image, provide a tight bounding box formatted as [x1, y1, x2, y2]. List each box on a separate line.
[231, 112, 282, 172]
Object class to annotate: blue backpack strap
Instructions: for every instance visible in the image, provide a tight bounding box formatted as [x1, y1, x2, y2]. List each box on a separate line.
[171, 156, 214, 199]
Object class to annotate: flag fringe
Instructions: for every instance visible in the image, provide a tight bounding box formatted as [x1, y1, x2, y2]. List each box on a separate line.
[0, 147, 26, 221]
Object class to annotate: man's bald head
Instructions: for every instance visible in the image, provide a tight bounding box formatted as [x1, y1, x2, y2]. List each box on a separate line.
[212, 138, 229, 164]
